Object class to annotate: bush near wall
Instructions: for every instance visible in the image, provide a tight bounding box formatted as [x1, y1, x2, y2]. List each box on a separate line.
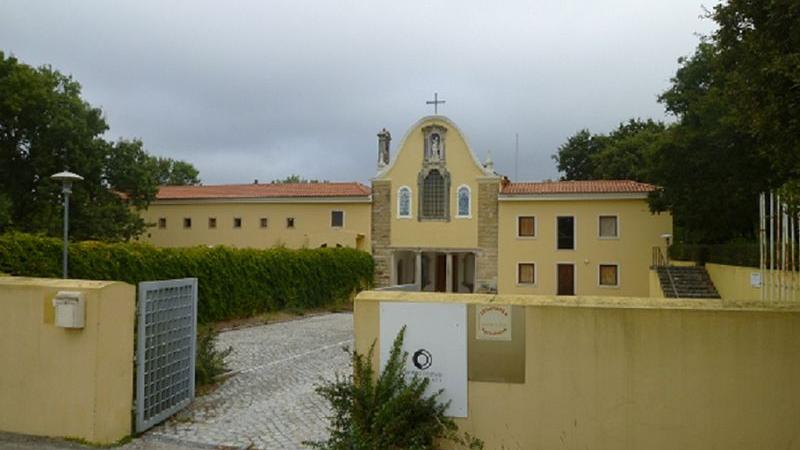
[669, 241, 760, 268]
[0, 232, 373, 323]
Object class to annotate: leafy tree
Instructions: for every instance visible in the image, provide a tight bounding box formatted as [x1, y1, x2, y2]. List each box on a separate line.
[272, 174, 328, 184]
[651, 39, 774, 243]
[553, 119, 665, 182]
[306, 327, 483, 450]
[552, 129, 605, 180]
[709, 0, 800, 180]
[553, 1, 800, 244]
[592, 119, 665, 181]
[154, 157, 201, 186]
[0, 52, 198, 240]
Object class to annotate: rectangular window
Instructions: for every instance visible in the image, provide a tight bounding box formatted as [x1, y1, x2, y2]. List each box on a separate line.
[233, 217, 242, 228]
[158, 217, 167, 229]
[208, 217, 217, 229]
[183, 217, 192, 229]
[287, 217, 295, 228]
[260, 218, 268, 228]
[557, 216, 575, 250]
[599, 215, 618, 238]
[331, 210, 344, 228]
[518, 216, 536, 237]
[599, 264, 619, 287]
[517, 263, 536, 285]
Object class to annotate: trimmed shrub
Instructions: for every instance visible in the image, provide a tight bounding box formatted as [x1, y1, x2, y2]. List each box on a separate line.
[0, 232, 373, 323]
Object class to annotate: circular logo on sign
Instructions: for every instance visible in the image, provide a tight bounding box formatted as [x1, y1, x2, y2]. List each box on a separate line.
[412, 349, 432, 370]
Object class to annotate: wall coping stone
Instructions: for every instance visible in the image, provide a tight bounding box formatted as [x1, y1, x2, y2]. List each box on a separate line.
[356, 290, 800, 312]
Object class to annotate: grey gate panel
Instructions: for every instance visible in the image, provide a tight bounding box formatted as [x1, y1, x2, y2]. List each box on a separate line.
[136, 278, 198, 433]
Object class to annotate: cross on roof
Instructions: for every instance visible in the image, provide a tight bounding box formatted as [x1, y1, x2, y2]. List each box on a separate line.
[426, 92, 446, 115]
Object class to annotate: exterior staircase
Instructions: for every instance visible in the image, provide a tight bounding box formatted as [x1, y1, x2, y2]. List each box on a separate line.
[656, 266, 721, 299]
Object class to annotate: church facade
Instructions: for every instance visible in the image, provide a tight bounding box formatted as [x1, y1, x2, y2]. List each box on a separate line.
[371, 115, 672, 296]
[138, 114, 671, 297]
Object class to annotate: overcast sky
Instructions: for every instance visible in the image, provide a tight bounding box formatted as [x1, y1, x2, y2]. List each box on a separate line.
[1, 1, 718, 184]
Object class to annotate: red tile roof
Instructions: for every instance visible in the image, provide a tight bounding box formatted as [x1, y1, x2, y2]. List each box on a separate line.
[155, 182, 371, 200]
[501, 180, 657, 195]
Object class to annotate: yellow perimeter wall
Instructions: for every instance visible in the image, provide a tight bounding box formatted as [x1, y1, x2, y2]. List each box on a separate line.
[498, 198, 672, 296]
[0, 277, 135, 444]
[139, 200, 371, 250]
[354, 291, 800, 450]
[706, 263, 762, 301]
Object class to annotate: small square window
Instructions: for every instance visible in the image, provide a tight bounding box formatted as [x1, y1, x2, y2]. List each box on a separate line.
[331, 210, 344, 228]
[183, 217, 192, 229]
[260, 218, 268, 228]
[233, 217, 242, 228]
[599, 264, 619, 287]
[599, 215, 618, 238]
[518, 216, 535, 237]
[158, 217, 167, 229]
[518, 263, 536, 285]
[287, 217, 295, 228]
[208, 217, 217, 229]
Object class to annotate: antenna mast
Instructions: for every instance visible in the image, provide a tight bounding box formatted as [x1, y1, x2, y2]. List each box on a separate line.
[514, 133, 519, 180]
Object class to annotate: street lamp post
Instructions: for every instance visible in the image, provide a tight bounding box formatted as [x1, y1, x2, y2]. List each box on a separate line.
[51, 171, 84, 278]
[660, 233, 673, 266]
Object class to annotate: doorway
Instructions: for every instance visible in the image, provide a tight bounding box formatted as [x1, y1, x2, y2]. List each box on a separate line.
[557, 263, 575, 295]
[435, 254, 447, 292]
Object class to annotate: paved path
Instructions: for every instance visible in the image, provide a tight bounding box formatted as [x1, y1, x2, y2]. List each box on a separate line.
[0, 313, 353, 450]
[148, 312, 354, 449]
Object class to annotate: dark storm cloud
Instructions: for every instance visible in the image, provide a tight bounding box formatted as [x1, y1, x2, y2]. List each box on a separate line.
[0, 0, 718, 184]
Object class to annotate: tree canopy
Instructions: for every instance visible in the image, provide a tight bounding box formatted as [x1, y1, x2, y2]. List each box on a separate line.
[552, 1, 799, 244]
[0, 52, 200, 240]
[271, 174, 328, 184]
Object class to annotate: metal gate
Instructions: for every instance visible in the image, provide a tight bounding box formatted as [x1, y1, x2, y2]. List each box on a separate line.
[136, 278, 198, 432]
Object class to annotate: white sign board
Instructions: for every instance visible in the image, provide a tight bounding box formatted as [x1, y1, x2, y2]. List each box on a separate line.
[380, 302, 467, 417]
[476, 304, 512, 341]
[750, 272, 762, 288]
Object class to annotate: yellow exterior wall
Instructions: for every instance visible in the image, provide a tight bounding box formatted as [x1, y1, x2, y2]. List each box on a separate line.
[379, 117, 489, 249]
[0, 277, 135, 444]
[498, 198, 672, 296]
[139, 200, 371, 250]
[354, 291, 800, 450]
[648, 269, 664, 297]
[705, 263, 772, 301]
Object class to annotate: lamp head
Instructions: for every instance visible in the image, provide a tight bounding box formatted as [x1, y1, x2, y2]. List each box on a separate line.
[51, 171, 84, 194]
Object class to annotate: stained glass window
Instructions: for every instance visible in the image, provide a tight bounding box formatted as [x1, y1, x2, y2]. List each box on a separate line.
[457, 186, 470, 217]
[398, 187, 411, 217]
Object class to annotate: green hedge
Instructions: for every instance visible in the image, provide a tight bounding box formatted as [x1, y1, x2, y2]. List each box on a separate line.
[0, 232, 374, 323]
[669, 241, 760, 268]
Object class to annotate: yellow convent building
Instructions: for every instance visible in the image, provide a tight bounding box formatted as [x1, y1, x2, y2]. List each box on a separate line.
[141, 115, 671, 296]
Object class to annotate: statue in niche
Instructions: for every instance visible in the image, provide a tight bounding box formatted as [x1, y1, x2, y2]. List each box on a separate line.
[430, 133, 441, 160]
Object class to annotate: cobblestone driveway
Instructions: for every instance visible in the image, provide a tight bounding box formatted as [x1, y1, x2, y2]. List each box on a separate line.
[148, 313, 354, 450]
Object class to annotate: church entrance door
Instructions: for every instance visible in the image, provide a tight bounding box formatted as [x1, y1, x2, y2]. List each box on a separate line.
[435, 254, 447, 292]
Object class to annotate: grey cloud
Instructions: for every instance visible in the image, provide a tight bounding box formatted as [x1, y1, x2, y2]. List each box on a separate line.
[0, 0, 719, 184]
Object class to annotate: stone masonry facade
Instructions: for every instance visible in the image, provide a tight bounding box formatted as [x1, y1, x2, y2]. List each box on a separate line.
[371, 180, 391, 287]
[476, 179, 500, 293]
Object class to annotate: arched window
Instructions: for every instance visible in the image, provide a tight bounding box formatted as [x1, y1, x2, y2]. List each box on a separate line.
[422, 170, 446, 219]
[397, 186, 412, 218]
[456, 185, 471, 218]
